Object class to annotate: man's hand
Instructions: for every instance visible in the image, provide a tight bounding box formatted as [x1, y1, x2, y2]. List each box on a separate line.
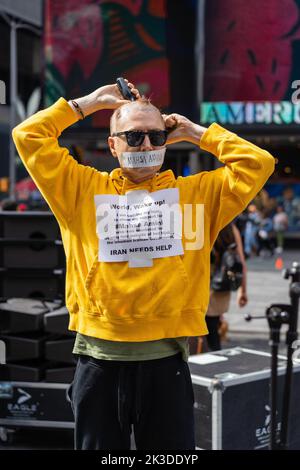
[163, 113, 207, 146]
[93, 81, 140, 110]
[69, 80, 140, 118]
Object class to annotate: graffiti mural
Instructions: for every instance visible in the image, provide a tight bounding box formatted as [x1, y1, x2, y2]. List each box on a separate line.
[44, 0, 170, 127]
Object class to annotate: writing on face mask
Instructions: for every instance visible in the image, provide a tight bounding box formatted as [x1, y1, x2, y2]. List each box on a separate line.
[120, 148, 166, 168]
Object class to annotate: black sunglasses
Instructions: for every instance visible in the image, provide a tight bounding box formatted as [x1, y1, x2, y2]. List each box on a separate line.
[112, 130, 168, 147]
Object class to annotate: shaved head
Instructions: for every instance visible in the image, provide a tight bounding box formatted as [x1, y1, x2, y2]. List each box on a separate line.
[108, 97, 167, 184]
[110, 98, 165, 134]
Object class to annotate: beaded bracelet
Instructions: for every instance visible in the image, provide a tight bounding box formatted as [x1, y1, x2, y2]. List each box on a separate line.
[71, 100, 85, 120]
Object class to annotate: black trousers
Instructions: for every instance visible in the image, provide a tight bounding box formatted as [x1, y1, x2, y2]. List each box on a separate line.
[67, 353, 195, 450]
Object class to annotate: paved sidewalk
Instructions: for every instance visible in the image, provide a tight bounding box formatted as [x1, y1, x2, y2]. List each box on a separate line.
[225, 249, 300, 337]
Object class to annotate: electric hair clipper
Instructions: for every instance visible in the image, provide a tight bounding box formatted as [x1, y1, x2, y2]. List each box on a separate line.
[116, 77, 136, 101]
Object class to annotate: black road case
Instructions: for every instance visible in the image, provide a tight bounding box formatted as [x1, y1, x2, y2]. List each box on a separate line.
[0, 381, 73, 434]
[189, 347, 300, 450]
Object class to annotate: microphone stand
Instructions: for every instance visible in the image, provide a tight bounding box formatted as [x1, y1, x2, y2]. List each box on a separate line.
[245, 261, 300, 450]
[279, 263, 300, 449]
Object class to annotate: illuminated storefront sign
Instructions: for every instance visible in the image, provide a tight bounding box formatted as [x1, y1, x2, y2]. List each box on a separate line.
[201, 102, 300, 125]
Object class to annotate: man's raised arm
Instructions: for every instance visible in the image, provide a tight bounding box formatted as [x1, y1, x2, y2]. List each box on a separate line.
[165, 113, 275, 242]
[12, 82, 138, 226]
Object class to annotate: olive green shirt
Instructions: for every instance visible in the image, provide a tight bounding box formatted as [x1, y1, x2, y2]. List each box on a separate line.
[73, 333, 190, 362]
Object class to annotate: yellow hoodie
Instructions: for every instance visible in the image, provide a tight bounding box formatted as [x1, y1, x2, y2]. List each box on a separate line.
[12, 98, 275, 341]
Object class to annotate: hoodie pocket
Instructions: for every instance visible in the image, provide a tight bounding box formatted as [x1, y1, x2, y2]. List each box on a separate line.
[84, 254, 189, 322]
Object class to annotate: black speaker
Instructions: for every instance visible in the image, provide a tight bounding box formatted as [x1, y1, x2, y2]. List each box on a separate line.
[0, 298, 60, 333]
[0, 333, 47, 361]
[44, 306, 73, 336]
[0, 269, 65, 299]
[0, 211, 66, 301]
[0, 212, 72, 386]
[45, 338, 76, 364]
[0, 211, 65, 269]
[0, 360, 47, 382]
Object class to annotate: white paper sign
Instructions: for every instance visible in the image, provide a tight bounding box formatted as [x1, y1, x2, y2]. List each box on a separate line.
[94, 188, 183, 265]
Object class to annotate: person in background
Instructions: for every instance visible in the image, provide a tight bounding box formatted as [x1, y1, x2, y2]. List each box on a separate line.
[279, 186, 300, 228]
[234, 211, 248, 249]
[253, 188, 270, 212]
[205, 223, 248, 351]
[273, 205, 289, 254]
[253, 189, 277, 218]
[244, 204, 261, 258]
[257, 209, 275, 257]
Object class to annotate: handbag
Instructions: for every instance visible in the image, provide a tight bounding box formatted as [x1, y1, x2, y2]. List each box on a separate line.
[211, 242, 243, 292]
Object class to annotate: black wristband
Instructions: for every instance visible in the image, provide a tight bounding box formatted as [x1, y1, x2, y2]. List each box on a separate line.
[71, 100, 85, 120]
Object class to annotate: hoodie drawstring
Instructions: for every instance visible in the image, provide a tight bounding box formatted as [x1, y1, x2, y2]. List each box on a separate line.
[151, 175, 157, 193]
[121, 176, 128, 195]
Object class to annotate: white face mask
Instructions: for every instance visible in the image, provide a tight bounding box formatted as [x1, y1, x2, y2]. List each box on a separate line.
[120, 148, 166, 168]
